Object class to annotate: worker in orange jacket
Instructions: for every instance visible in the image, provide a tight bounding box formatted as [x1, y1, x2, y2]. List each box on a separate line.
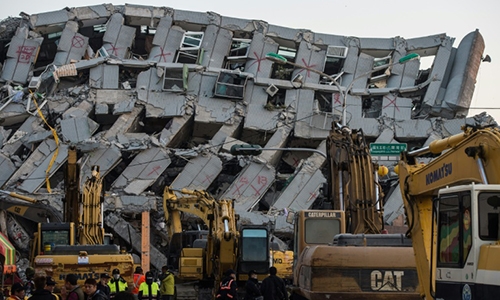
[132, 267, 145, 297]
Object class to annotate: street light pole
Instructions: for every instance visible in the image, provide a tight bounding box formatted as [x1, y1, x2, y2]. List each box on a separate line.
[265, 52, 420, 127]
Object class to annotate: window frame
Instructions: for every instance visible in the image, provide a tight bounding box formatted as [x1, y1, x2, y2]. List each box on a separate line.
[213, 70, 249, 100]
[175, 31, 204, 64]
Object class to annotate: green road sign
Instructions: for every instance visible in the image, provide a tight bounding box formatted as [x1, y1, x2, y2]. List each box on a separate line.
[370, 143, 407, 156]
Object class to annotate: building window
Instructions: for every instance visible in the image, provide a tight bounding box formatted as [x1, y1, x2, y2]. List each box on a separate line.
[313, 91, 333, 113]
[265, 88, 286, 110]
[322, 46, 347, 85]
[370, 55, 392, 84]
[214, 70, 248, 99]
[270, 45, 297, 80]
[224, 38, 251, 71]
[163, 67, 187, 92]
[93, 24, 107, 33]
[362, 96, 383, 118]
[175, 32, 204, 64]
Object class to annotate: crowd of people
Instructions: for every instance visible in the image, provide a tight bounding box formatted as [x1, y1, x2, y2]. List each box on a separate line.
[3, 266, 286, 300]
[2, 265, 176, 300]
[216, 267, 288, 300]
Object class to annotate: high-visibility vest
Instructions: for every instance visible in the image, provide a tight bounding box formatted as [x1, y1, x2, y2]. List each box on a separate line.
[139, 282, 160, 300]
[216, 279, 235, 299]
[108, 278, 128, 298]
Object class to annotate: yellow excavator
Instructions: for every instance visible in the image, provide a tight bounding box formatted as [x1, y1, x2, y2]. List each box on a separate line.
[289, 123, 420, 300]
[163, 187, 271, 299]
[397, 116, 500, 299]
[32, 146, 135, 286]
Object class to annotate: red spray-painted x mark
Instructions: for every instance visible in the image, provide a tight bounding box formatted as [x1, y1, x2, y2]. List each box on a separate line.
[247, 52, 267, 72]
[383, 95, 400, 112]
[154, 47, 171, 62]
[295, 58, 317, 77]
[106, 44, 121, 56]
[147, 166, 162, 176]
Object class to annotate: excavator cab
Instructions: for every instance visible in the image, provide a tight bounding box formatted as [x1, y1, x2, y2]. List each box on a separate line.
[433, 185, 500, 299]
[36, 222, 76, 254]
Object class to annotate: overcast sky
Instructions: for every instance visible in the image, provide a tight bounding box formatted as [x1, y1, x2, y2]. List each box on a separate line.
[2, 0, 498, 120]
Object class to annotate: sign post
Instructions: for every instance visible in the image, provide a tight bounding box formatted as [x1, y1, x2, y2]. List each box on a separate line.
[369, 143, 407, 156]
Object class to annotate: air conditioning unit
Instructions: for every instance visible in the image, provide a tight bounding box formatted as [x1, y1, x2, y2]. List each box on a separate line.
[28, 76, 41, 90]
[266, 84, 279, 97]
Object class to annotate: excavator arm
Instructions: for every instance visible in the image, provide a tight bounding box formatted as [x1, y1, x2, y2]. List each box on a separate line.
[163, 186, 239, 285]
[327, 123, 384, 234]
[397, 123, 500, 299]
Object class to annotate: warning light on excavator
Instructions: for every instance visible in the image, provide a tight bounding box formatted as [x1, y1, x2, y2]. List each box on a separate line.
[378, 165, 389, 176]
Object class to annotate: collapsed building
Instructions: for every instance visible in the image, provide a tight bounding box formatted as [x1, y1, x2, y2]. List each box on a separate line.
[0, 4, 486, 271]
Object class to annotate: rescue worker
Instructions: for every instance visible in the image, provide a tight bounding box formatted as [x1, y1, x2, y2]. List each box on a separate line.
[216, 269, 237, 300]
[137, 272, 159, 300]
[64, 274, 84, 300]
[260, 267, 287, 300]
[82, 279, 107, 300]
[131, 267, 145, 298]
[108, 269, 128, 299]
[158, 266, 174, 300]
[44, 277, 61, 300]
[244, 270, 261, 300]
[24, 268, 35, 298]
[7, 283, 26, 300]
[96, 274, 111, 299]
[28, 276, 56, 300]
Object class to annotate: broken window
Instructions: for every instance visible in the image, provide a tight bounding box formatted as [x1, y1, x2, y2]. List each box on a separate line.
[224, 38, 251, 71]
[133, 26, 157, 57]
[370, 55, 392, 84]
[175, 32, 204, 64]
[270, 45, 297, 81]
[362, 96, 383, 118]
[313, 91, 333, 113]
[322, 46, 347, 85]
[214, 70, 248, 99]
[163, 66, 188, 92]
[265, 88, 286, 110]
[35, 31, 63, 69]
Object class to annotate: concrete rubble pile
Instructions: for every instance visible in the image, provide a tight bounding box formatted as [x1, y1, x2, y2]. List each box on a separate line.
[0, 4, 487, 269]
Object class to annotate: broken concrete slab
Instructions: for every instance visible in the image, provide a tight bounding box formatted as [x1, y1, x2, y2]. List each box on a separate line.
[271, 141, 327, 211]
[79, 145, 122, 188]
[1, 31, 43, 84]
[53, 21, 89, 66]
[60, 117, 99, 143]
[102, 13, 136, 59]
[90, 65, 119, 89]
[112, 147, 171, 195]
[157, 115, 193, 147]
[0, 126, 11, 148]
[0, 153, 16, 188]
[6, 140, 69, 193]
[102, 106, 144, 142]
[224, 162, 276, 212]
[171, 154, 222, 191]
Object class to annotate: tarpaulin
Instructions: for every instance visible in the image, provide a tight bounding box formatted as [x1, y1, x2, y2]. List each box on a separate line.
[0, 232, 16, 273]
